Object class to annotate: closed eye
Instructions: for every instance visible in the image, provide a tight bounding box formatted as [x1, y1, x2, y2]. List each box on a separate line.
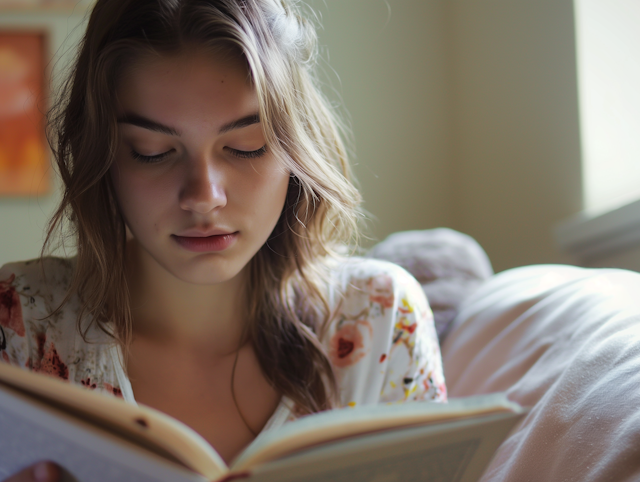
[226, 146, 267, 159]
[130, 149, 173, 163]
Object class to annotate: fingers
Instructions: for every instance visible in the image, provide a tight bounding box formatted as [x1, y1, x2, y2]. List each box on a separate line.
[33, 462, 60, 482]
[3, 462, 60, 482]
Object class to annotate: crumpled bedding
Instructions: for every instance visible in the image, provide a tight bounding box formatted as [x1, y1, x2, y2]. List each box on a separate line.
[441, 264, 640, 482]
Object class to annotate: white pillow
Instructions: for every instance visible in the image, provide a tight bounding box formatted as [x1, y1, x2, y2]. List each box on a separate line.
[441, 264, 640, 482]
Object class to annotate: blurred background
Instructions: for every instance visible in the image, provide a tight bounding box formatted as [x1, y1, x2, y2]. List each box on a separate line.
[1, 0, 639, 273]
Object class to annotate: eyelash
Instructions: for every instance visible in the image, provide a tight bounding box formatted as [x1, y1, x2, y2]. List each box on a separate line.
[130, 146, 267, 163]
[130, 149, 170, 163]
[226, 146, 268, 159]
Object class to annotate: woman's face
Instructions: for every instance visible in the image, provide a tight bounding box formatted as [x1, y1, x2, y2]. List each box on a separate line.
[111, 50, 290, 285]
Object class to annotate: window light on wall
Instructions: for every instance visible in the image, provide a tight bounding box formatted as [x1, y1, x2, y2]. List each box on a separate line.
[554, 0, 640, 262]
[574, 0, 640, 214]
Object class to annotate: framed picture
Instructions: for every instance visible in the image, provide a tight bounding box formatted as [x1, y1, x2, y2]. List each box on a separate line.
[0, 30, 49, 196]
[0, 0, 84, 11]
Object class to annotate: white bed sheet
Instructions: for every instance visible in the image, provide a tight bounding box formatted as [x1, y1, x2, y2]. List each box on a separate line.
[441, 264, 640, 481]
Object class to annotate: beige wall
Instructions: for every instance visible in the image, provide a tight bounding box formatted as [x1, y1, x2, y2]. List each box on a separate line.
[1, 1, 588, 274]
[306, 0, 453, 246]
[447, 0, 583, 272]
[309, 0, 583, 272]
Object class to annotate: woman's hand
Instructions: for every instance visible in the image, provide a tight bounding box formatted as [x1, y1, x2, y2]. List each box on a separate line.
[3, 462, 60, 482]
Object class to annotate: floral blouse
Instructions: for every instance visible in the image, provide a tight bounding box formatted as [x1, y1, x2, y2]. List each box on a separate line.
[0, 256, 446, 431]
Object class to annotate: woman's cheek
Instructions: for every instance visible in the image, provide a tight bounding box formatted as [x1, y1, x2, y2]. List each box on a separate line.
[111, 166, 157, 231]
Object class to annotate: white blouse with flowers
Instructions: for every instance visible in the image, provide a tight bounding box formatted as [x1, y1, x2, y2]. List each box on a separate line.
[0, 256, 446, 432]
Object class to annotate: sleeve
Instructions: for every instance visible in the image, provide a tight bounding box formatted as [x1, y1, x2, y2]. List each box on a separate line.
[0, 259, 72, 381]
[0, 263, 32, 368]
[1, 259, 128, 400]
[324, 259, 447, 408]
[377, 268, 447, 403]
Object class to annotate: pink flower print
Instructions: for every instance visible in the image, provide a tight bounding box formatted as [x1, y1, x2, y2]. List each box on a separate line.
[35, 340, 69, 381]
[0, 274, 25, 337]
[81, 377, 97, 390]
[36, 332, 46, 359]
[437, 382, 448, 401]
[367, 274, 394, 310]
[394, 317, 417, 343]
[398, 298, 414, 315]
[423, 375, 432, 392]
[103, 382, 123, 398]
[329, 320, 373, 368]
[421, 373, 447, 402]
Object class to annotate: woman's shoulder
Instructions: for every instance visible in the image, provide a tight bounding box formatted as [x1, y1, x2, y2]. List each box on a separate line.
[1, 257, 78, 375]
[1, 255, 75, 288]
[333, 255, 416, 279]
[322, 256, 445, 405]
[0, 257, 125, 397]
[0, 256, 76, 323]
[329, 256, 428, 311]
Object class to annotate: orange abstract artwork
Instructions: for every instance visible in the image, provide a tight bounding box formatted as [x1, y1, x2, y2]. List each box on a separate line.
[0, 32, 48, 196]
[0, 1, 81, 9]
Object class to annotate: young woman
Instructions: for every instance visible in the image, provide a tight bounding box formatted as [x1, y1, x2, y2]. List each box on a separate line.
[0, 0, 446, 480]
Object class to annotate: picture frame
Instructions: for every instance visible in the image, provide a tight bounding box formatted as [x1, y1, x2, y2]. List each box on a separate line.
[0, 29, 49, 196]
[0, 0, 88, 12]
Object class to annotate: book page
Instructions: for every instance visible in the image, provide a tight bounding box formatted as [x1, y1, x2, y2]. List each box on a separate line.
[280, 440, 480, 482]
[0, 362, 226, 478]
[242, 412, 522, 482]
[233, 393, 521, 470]
[0, 385, 210, 482]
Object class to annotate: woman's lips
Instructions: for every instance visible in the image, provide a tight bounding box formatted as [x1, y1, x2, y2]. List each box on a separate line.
[172, 232, 238, 252]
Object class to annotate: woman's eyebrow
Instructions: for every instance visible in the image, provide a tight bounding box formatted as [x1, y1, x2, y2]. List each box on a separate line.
[116, 112, 260, 135]
[218, 113, 260, 134]
[117, 113, 181, 136]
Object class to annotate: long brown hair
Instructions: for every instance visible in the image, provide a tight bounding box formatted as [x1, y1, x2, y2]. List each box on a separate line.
[44, 0, 362, 414]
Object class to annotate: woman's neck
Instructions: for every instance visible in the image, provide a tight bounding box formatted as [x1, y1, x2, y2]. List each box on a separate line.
[124, 241, 248, 355]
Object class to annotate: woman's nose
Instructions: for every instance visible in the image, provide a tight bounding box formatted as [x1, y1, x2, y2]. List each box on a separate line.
[178, 157, 227, 214]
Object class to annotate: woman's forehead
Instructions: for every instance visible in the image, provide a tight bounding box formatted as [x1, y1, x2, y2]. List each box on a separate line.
[116, 50, 258, 128]
[120, 48, 250, 87]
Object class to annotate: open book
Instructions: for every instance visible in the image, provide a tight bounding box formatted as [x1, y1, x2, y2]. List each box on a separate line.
[0, 362, 524, 482]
